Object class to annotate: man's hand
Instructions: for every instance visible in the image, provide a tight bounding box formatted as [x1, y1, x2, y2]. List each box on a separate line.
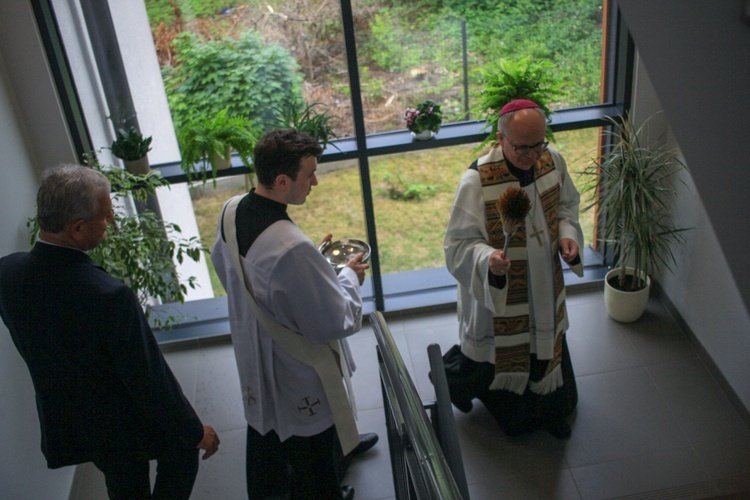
[318, 233, 333, 248]
[489, 249, 511, 276]
[345, 252, 370, 286]
[559, 238, 579, 263]
[197, 425, 220, 460]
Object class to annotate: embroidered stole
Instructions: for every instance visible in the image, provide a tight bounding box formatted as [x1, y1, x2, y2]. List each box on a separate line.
[478, 146, 568, 395]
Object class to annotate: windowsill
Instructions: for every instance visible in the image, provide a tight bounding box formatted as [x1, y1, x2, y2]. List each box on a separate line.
[150, 105, 621, 183]
[154, 247, 607, 349]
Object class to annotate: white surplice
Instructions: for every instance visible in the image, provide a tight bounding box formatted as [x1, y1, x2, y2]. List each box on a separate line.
[212, 213, 362, 442]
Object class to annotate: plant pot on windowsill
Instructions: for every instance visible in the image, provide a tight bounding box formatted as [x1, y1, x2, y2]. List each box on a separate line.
[274, 96, 340, 153]
[411, 130, 436, 141]
[111, 127, 153, 176]
[178, 108, 259, 185]
[211, 147, 232, 170]
[405, 100, 442, 143]
[603, 267, 651, 323]
[123, 157, 151, 175]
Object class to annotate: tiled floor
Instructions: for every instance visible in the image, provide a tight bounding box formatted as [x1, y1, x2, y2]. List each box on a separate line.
[70, 289, 750, 499]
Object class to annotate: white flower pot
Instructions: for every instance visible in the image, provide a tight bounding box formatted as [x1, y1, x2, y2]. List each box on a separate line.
[603, 267, 651, 323]
[123, 156, 150, 175]
[211, 148, 232, 170]
[411, 130, 435, 141]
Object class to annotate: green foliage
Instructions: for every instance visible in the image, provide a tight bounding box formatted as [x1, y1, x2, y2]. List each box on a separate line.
[359, 5, 469, 125]
[274, 95, 339, 151]
[473, 57, 567, 148]
[368, 9, 424, 72]
[91, 210, 202, 320]
[104, 158, 170, 201]
[145, 0, 235, 25]
[111, 127, 152, 161]
[28, 154, 206, 328]
[579, 114, 689, 291]
[404, 100, 443, 134]
[381, 173, 436, 201]
[163, 31, 302, 136]
[432, 0, 603, 108]
[150, 0, 603, 138]
[178, 108, 260, 185]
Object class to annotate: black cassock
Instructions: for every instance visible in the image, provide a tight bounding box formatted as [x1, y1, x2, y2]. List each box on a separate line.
[440, 336, 578, 436]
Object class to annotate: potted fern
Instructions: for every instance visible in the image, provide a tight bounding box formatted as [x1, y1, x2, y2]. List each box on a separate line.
[178, 108, 260, 185]
[472, 57, 565, 150]
[580, 113, 689, 322]
[111, 127, 152, 175]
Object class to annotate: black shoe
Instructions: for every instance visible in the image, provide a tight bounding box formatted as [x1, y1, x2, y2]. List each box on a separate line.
[341, 484, 355, 500]
[452, 398, 473, 413]
[545, 419, 572, 439]
[349, 433, 378, 458]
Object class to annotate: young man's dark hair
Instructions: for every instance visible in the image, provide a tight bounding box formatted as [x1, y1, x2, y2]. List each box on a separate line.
[253, 129, 323, 188]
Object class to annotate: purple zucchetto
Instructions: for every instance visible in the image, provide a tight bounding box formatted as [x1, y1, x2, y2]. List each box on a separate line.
[499, 99, 541, 116]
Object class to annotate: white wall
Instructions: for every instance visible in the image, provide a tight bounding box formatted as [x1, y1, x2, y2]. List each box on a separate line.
[0, 3, 76, 497]
[620, 0, 750, 410]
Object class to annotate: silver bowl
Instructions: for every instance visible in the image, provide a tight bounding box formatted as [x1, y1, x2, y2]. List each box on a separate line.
[319, 238, 371, 272]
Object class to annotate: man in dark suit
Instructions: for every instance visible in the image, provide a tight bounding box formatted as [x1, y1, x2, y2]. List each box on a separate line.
[0, 164, 220, 499]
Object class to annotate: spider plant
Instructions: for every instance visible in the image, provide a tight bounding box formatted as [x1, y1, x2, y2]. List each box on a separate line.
[274, 95, 339, 152]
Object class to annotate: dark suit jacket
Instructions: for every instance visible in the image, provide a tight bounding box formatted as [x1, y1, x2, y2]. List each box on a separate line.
[0, 242, 204, 468]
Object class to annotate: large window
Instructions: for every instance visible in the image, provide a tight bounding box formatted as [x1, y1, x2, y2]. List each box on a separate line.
[48, 0, 630, 315]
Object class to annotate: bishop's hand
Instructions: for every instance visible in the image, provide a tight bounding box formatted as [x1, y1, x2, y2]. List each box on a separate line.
[489, 249, 511, 276]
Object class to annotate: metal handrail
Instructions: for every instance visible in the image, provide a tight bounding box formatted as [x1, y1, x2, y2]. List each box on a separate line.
[370, 311, 466, 499]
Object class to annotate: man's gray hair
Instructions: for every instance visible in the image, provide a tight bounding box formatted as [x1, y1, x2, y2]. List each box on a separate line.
[498, 106, 547, 135]
[37, 164, 111, 233]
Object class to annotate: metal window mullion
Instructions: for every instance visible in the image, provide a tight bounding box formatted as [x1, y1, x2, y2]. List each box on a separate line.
[340, 0, 384, 311]
[30, 0, 93, 161]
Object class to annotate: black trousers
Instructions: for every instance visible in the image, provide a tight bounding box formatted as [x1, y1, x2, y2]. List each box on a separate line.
[92, 446, 199, 499]
[246, 425, 347, 499]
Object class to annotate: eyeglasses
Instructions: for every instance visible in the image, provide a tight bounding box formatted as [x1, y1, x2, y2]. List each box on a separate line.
[504, 137, 549, 156]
